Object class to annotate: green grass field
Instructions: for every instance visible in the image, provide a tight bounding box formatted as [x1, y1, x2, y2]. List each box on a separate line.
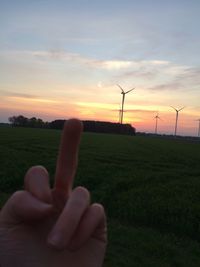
[1, 127, 200, 266]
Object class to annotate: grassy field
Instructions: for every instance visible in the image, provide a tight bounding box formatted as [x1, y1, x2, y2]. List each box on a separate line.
[0, 127, 200, 266]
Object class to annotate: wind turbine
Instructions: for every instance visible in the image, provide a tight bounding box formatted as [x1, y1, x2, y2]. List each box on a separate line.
[154, 112, 161, 134]
[118, 104, 122, 124]
[171, 106, 185, 136]
[117, 84, 135, 124]
[196, 119, 200, 137]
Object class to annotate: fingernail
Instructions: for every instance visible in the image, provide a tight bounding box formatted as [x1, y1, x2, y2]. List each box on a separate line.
[48, 232, 63, 248]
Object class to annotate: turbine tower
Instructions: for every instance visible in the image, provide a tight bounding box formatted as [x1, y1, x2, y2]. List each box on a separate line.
[196, 119, 200, 137]
[118, 104, 122, 124]
[171, 106, 185, 136]
[117, 84, 134, 124]
[154, 112, 161, 134]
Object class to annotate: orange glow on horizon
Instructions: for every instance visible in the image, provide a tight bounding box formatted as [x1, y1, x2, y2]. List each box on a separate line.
[1, 95, 199, 136]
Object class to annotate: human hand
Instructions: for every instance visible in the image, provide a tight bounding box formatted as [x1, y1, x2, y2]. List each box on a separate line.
[0, 119, 107, 267]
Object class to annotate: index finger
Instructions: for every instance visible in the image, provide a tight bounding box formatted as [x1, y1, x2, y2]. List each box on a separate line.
[54, 119, 83, 196]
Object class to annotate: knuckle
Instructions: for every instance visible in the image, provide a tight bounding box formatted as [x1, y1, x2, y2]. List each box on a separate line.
[9, 191, 28, 212]
[11, 190, 27, 202]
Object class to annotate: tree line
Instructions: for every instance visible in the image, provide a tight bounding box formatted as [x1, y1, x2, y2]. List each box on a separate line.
[8, 115, 136, 135]
[8, 115, 49, 128]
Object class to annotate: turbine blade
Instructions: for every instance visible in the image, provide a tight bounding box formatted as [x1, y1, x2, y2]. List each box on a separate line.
[178, 106, 185, 112]
[125, 88, 135, 94]
[170, 106, 178, 112]
[156, 116, 161, 120]
[117, 84, 124, 93]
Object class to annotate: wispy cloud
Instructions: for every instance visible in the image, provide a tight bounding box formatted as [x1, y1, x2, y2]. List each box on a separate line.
[148, 82, 183, 91]
[175, 67, 200, 87]
[111, 108, 157, 113]
[0, 50, 170, 71]
[32, 50, 138, 70]
[34, 51, 171, 71]
[147, 65, 200, 92]
[76, 101, 117, 110]
[1, 90, 39, 99]
[1, 49, 199, 96]
[1, 90, 60, 103]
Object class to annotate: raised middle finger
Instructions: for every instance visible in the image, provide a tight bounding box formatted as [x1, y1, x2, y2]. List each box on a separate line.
[54, 119, 83, 197]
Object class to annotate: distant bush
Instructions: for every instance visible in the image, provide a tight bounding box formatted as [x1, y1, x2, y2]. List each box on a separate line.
[83, 120, 135, 135]
[8, 115, 136, 135]
[49, 119, 136, 135]
[0, 123, 11, 127]
[8, 115, 49, 128]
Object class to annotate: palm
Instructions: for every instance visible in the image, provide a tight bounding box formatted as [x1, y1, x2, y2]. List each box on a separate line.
[1, 212, 105, 267]
[0, 119, 107, 267]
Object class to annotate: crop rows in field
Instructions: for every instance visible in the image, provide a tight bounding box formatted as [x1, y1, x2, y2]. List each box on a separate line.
[1, 127, 200, 266]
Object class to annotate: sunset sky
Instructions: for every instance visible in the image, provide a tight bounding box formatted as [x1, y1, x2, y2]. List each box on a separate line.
[0, 0, 200, 136]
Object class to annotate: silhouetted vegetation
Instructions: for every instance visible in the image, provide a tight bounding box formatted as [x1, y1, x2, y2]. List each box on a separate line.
[0, 123, 10, 128]
[49, 119, 135, 135]
[8, 115, 136, 135]
[83, 120, 135, 135]
[8, 115, 48, 128]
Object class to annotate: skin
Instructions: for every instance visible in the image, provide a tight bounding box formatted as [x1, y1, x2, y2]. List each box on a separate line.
[0, 119, 107, 267]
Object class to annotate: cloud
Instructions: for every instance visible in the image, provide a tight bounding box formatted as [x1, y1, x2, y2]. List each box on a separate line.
[1, 90, 39, 99]
[0, 50, 170, 72]
[111, 108, 157, 113]
[1, 90, 60, 104]
[148, 65, 200, 92]
[76, 101, 117, 110]
[33, 50, 135, 70]
[90, 59, 170, 71]
[1, 49, 200, 96]
[148, 82, 183, 91]
[175, 67, 200, 87]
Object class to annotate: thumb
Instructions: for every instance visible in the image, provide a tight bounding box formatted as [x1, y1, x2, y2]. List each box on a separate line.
[0, 191, 53, 225]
